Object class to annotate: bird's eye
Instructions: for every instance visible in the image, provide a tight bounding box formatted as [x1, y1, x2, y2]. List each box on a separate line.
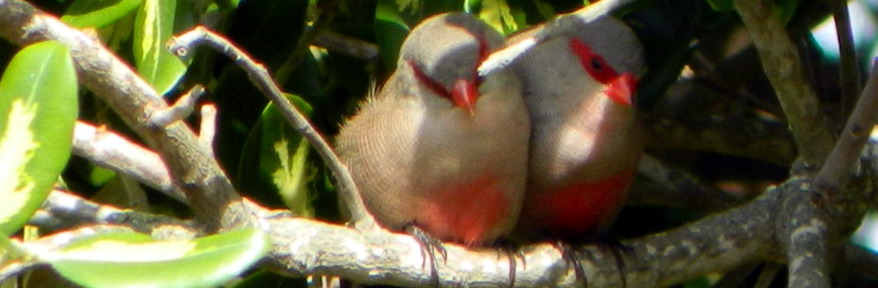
[569, 38, 619, 85]
[590, 58, 603, 71]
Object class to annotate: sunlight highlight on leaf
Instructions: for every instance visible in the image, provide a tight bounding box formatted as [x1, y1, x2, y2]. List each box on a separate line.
[0, 100, 40, 225]
[271, 137, 313, 217]
[479, 0, 517, 34]
[134, 0, 185, 95]
[57, 235, 197, 262]
[140, 0, 158, 66]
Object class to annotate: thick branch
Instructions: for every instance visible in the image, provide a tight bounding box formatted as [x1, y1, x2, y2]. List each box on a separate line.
[778, 180, 831, 288]
[50, 130, 878, 287]
[33, 175, 798, 287]
[777, 59, 878, 288]
[733, 0, 836, 166]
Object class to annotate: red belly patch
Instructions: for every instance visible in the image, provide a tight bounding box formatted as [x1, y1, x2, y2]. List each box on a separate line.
[533, 170, 635, 239]
[416, 175, 510, 246]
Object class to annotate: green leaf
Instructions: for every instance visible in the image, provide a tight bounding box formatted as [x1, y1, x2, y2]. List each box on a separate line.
[134, 0, 185, 95]
[0, 41, 78, 237]
[62, 0, 144, 28]
[375, 0, 411, 72]
[47, 228, 271, 288]
[476, 0, 518, 34]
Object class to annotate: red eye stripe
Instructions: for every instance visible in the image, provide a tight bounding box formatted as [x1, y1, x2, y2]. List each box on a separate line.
[408, 60, 452, 99]
[569, 38, 619, 84]
[406, 36, 485, 114]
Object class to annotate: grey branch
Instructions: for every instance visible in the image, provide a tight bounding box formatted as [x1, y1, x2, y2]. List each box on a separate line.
[817, 61, 878, 190]
[149, 85, 205, 127]
[313, 31, 379, 63]
[34, 171, 863, 287]
[632, 155, 743, 212]
[73, 121, 188, 204]
[780, 60, 878, 288]
[733, 0, 836, 166]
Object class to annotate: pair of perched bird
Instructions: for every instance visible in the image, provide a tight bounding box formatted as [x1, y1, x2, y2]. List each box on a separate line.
[335, 12, 645, 249]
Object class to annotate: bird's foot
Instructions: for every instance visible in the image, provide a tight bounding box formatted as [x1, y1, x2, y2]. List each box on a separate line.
[494, 240, 526, 288]
[404, 223, 447, 287]
[554, 241, 589, 288]
[584, 234, 633, 288]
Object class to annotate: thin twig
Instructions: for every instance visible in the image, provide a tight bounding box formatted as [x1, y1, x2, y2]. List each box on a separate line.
[816, 60, 878, 190]
[40, 189, 194, 235]
[199, 103, 217, 153]
[149, 85, 205, 127]
[831, 0, 861, 119]
[73, 122, 188, 204]
[313, 31, 379, 63]
[274, 0, 339, 84]
[167, 27, 377, 230]
[733, 0, 836, 166]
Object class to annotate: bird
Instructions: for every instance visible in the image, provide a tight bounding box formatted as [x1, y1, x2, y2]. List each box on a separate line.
[335, 12, 530, 247]
[510, 14, 646, 245]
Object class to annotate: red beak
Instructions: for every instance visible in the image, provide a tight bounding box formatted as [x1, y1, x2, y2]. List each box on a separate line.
[452, 79, 478, 116]
[605, 73, 637, 106]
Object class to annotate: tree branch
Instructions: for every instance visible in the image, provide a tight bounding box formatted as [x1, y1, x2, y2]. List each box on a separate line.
[733, 0, 836, 166]
[632, 155, 743, 212]
[777, 58, 878, 288]
[73, 121, 187, 204]
[831, 0, 861, 119]
[643, 112, 796, 166]
[817, 61, 878, 190]
[39, 189, 194, 236]
[313, 30, 379, 63]
[167, 26, 377, 231]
